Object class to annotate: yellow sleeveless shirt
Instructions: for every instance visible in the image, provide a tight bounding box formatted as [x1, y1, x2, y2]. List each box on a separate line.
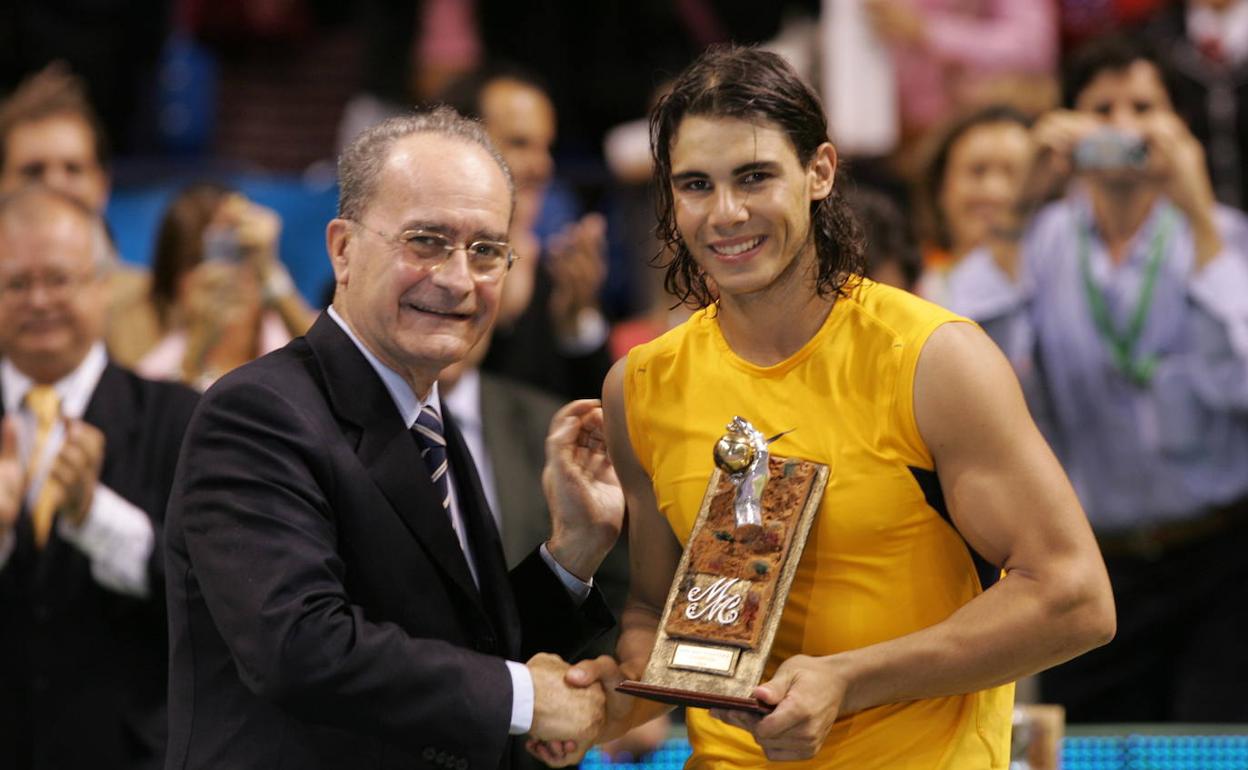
[623, 280, 1013, 769]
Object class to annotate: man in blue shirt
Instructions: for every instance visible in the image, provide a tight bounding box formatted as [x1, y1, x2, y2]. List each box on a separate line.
[937, 35, 1248, 722]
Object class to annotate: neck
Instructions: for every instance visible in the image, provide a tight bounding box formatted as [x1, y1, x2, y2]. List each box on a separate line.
[1090, 182, 1158, 264]
[716, 279, 835, 367]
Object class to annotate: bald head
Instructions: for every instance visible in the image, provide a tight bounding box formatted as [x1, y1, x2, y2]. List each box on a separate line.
[0, 184, 112, 382]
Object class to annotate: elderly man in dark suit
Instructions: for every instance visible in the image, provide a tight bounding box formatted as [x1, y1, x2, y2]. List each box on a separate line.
[164, 107, 624, 770]
[0, 185, 199, 770]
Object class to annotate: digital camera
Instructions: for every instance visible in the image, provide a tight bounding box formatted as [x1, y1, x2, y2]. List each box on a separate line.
[1073, 129, 1149, 172]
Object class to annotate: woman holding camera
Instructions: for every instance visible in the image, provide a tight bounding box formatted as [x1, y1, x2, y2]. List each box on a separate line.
[132, 183, 315, 389]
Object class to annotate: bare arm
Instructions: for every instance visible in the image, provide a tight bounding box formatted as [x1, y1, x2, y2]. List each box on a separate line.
[714, 322, 1115, 761]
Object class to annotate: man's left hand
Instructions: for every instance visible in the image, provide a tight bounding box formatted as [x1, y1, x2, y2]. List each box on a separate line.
[543, 399, 624, 581]
[46, 419, 105, 529]
[1143, 112, 1222, 267]
[709, 654, 849, 762]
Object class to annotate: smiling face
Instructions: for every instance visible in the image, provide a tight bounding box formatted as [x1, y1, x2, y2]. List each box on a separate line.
[1, 115, 109, 213]
[479, 78, 555, 224]
[939, 121, 1032, 257]
[328, 132, 512, 395]
[668, 115, 835, 305]
[0, 199, 109, 383]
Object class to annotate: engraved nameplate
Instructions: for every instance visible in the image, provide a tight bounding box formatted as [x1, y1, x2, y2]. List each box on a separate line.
[670, 643, 739, 676]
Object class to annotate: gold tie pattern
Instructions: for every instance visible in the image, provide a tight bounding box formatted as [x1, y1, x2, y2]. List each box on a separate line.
[25, 385, 61, 549]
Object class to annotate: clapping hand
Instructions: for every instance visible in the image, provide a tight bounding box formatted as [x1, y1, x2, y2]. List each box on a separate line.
[542, 400, 623, 582]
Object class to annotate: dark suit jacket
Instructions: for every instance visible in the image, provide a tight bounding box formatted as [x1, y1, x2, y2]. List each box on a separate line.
[478, 373, 629, 659]
[164, 314, 613, 770]
[0, 362, 199, 770]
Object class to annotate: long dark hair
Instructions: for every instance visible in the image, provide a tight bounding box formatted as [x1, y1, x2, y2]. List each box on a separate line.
[650, 45, 865, 308]
[150, 182, 233, 329]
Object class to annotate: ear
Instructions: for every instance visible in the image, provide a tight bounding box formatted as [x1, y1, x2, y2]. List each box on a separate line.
[807, 142, 838, 202]
[326, 218, 352, 287]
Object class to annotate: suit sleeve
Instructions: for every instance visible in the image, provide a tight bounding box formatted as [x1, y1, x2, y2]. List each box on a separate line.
[510, 547, 614, 660]
[174, 377, 515, 766]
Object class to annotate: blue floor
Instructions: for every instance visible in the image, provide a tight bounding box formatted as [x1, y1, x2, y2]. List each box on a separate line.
[581, 735, 1248, 769]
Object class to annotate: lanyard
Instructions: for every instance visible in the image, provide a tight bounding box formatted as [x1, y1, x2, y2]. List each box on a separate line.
[1078, 207, 1175, 387]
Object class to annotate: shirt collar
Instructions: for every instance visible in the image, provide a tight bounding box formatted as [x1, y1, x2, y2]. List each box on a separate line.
[441, 368, 481, 430]
[326, 305, 441, 429]
[1, 342, 108, 419]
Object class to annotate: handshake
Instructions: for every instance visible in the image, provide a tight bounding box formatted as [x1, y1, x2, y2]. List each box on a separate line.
[524, 653, 634, 767]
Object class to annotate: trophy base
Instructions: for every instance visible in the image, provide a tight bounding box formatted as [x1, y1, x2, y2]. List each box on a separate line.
[616, 680, 773, 714]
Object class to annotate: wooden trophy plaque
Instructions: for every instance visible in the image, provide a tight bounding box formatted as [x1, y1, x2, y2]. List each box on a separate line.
[617, 452, 828, 713]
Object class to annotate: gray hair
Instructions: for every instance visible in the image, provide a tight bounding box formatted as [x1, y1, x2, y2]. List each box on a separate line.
[337, 106, 515, 221]
[0, 183, 115, 272]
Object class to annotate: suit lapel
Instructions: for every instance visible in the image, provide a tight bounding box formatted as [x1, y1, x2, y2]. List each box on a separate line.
[305, 315, 484, 613]
[82, 364, 139, 490]
[443, 408, 520, 655]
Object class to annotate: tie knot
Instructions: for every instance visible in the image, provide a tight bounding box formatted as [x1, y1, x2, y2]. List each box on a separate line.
[25, 385, 60, 428]
[412, 405, 446, 448]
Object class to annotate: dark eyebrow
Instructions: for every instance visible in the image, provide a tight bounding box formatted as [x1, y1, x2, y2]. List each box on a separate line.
[671, 170, 706, 185]
[732, 161, 780, 176]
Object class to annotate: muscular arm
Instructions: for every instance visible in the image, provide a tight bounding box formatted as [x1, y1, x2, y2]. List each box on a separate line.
[838, 323, 1114, 707]
[715, 323, 1115, 760]
[603, 358, 681, 727]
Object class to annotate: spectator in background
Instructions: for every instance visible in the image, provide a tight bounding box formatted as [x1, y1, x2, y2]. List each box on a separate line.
[846, 186, 922, 291]
[939, 35, 1248, 722]
[131, 183, 314, 390]
[1148, 0, 1248, 209]
[913, 106, 1040, 410]
[0, 64, 162, 368]
[0, 185, 198, 770]
[0, 65, 110, 213]
[440, 65, 613, 401]
[864, 0, 1059, 140]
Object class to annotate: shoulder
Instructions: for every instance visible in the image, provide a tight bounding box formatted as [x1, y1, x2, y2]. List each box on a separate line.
[480, 371, 562, 427]
[843, 279, 969, 349]
[1213, 202, 1248, 243]
[625, 307, 711, 371]
[102, 362, 200, 423]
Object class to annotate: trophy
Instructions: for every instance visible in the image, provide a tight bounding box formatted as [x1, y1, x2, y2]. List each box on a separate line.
[616, 417, 828, 713]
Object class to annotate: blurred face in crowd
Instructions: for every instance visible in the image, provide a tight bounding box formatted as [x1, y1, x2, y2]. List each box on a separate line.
[668, 115, 835, 303]
[1, 115, 109, 213]
[1075, 60, 1173, 137]
[0, 198, 109, 384]
[939, 121, 1032, 257]
[479, 79, 555, 211]
[328, 133, 511, 392]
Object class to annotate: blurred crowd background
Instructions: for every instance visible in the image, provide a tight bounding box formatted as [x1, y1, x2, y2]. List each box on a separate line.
[2, 0, 1247, 766]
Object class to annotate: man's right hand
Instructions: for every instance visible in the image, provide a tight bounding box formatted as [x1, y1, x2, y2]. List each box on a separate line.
[0, 417, 24, 537]
[527, 653, 605, 745]
[528, 655, 637, 767]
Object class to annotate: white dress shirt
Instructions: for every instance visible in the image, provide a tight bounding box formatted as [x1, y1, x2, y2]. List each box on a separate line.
[0, 343, 155, 596]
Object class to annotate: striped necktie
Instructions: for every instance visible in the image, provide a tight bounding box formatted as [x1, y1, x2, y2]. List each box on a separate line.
[412, 405, 451, 513]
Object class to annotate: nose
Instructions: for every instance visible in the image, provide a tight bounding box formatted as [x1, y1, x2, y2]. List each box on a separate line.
[1106, 105, 1140, 134]
[708, 187, 748, 230]
[982, 168, 1015, 204]
[428, 248, 476, 295]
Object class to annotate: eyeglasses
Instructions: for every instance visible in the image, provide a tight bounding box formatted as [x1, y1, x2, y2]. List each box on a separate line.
[349, 220, 516, 282]
[0, 269, 100, 303]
